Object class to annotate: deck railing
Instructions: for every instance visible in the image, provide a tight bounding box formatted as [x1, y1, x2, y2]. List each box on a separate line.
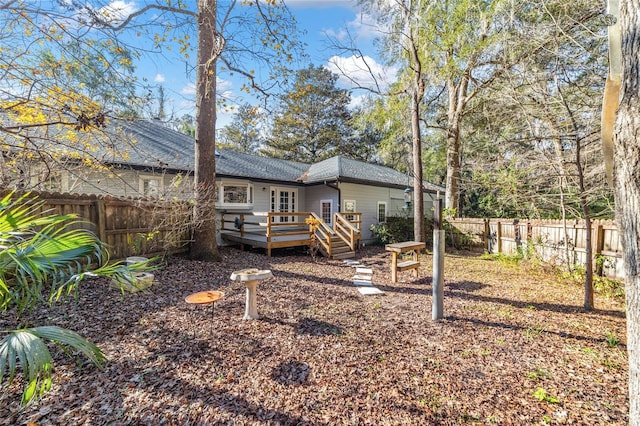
[334, 212, 361, 251]
[309, 212, 335, 256]
[221, 211, 362, 257]
[221, 211, 311, 256]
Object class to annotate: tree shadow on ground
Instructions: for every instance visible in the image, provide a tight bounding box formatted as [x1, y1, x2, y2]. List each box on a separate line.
[447, 314, 626, 348]
[295, 317, 343, 336]
[270, 269, 356, 289]
[445, 280, 625, 318]
[271, 360, 311, 385]
[259, 315, 344, 337]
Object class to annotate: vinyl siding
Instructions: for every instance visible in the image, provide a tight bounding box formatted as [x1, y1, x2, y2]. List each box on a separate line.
[338, 182, 439, 243]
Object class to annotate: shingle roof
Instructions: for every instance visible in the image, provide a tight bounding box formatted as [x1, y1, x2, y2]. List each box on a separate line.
[303, 155, 444, 192]
[116, 120, 194, 170]
[215, 149, 309, 182]
[117, 120, 444, 192]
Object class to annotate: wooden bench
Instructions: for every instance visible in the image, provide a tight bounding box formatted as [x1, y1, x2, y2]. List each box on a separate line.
[385, 241, 426, 283]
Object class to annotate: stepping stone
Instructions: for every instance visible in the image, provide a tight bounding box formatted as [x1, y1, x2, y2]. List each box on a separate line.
[343, 260, 359, 265]
[358, 287, 384, 295]
[353, 280, 374, 286]
[355, 267, 373, 275]
[352, 274, 372, 281]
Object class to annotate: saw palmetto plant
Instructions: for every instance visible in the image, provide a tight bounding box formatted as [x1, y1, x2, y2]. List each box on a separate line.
[0, 191, 153, 404]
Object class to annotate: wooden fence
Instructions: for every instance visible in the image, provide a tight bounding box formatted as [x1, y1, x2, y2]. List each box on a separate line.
[5, 190, 191, 259]
[448, 218, 624, 279]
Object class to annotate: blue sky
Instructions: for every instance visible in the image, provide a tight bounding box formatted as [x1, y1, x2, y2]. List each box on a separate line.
[116, 0, 396, 126]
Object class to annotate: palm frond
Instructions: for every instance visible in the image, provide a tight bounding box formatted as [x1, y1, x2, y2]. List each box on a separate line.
[0, 326, 106, 404]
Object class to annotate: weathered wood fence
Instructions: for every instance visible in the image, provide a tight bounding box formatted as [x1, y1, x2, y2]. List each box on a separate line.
[6, 190, 191, 259]
[448, 218, 624, 279]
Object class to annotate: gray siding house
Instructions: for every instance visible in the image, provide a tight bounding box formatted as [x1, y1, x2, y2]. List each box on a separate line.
[39, 120, 444, 245]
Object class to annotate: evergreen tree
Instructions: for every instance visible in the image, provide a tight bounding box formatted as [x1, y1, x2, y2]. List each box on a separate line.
[263, 65, 352, 162]
[218, 103, 263, 153]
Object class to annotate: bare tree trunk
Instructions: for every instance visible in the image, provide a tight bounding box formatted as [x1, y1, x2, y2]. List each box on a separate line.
[574, 133, 594, 310]
[444, 75, 468, 216]
[444, 120, 461, 215]
[404, 1, 425, 243]
[411, 87, 425, 242]
[614, 0, 640, 421]
[190, 0, 221, 261]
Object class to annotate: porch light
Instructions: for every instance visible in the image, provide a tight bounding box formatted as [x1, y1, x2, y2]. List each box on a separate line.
[404, 187, 413, 209]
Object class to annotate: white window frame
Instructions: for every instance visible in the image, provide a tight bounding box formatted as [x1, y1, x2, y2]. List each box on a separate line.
[218, 181, 254, 208]
[377, 201, 387, 223]
[139, 174, 162, 198]
[43, 171, 68, 193]
[343, 199, 356, 213]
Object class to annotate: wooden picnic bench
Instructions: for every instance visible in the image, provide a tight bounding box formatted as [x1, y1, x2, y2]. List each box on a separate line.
[385, 241, 426, 283]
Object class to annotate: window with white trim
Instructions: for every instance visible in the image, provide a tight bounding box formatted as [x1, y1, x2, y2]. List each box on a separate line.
[218, 181, 253, 207]
[377, 201, 387, 223]
[344, 199, 356, 213]
[140, 175, 162, 197]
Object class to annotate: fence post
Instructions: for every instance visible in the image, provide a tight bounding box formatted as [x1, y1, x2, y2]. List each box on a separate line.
[484, 219, 490, 253]
[93, 199, 107, 243]
[497, 221, 502, 254]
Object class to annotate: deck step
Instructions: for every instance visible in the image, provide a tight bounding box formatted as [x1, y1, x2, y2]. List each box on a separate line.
[332, 251, 355, 260]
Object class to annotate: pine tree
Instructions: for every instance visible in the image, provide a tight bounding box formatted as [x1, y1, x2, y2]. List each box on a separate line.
[263, 65, 352, 162]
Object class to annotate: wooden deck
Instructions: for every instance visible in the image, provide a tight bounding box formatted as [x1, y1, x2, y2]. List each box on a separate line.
[221, 212, 312, 256]
[220, 211, 361, 257]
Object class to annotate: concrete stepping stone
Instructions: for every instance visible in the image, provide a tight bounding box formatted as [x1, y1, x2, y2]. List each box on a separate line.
[358, 287, 384, 295]
[355, 267, 373, 275]
[353, 280, 374, 286]
[353, 274, 372, 281]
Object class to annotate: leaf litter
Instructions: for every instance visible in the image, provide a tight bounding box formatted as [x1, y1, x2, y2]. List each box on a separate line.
[0, 246, 628, 425]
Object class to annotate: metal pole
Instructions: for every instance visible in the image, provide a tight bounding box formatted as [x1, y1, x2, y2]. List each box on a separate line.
[432, 199, 444, 320]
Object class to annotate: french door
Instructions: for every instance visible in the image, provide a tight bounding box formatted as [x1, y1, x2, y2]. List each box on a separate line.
[270, 187, 297, 222]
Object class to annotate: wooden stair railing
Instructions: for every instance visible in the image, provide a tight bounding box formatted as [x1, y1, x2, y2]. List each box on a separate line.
[309, 212, 335, 257]
[334, 212, 361, 251]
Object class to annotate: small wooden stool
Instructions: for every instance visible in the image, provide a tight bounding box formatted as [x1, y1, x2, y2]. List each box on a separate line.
[185, 290, 224, 336]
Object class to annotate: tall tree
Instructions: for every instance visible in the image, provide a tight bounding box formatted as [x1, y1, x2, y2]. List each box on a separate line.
[459, 1, 608, 309]
[191, 0, 221, 261]
[263, 65, 352, 163]
[1, 1, 301, 260]
[218, 103, 263, 153]
[0, 6, 145, 191]
[613, 0, 640, 421]
[358, 0, 428, 242]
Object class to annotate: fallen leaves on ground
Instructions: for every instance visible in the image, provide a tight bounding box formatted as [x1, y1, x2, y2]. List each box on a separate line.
[0, 246, 628, 425]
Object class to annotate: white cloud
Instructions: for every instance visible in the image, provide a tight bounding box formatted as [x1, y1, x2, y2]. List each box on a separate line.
[154, 74, 165, 83]
[345, 12, 381, 40]
[97, 1, 137, 24]
[349, 93, 368, 110]
[217, 77, 233, 92]
[326, 55, 398, 93]
[180, 83, 196, 96]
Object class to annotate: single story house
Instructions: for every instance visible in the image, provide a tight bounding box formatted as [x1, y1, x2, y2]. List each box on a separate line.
[14, 119, 445, 254]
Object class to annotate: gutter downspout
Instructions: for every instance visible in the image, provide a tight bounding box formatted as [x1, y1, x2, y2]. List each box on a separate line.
[325, 180, 341, 211]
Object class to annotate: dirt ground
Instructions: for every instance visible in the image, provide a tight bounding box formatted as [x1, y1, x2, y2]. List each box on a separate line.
[0, 246, 629, 425]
